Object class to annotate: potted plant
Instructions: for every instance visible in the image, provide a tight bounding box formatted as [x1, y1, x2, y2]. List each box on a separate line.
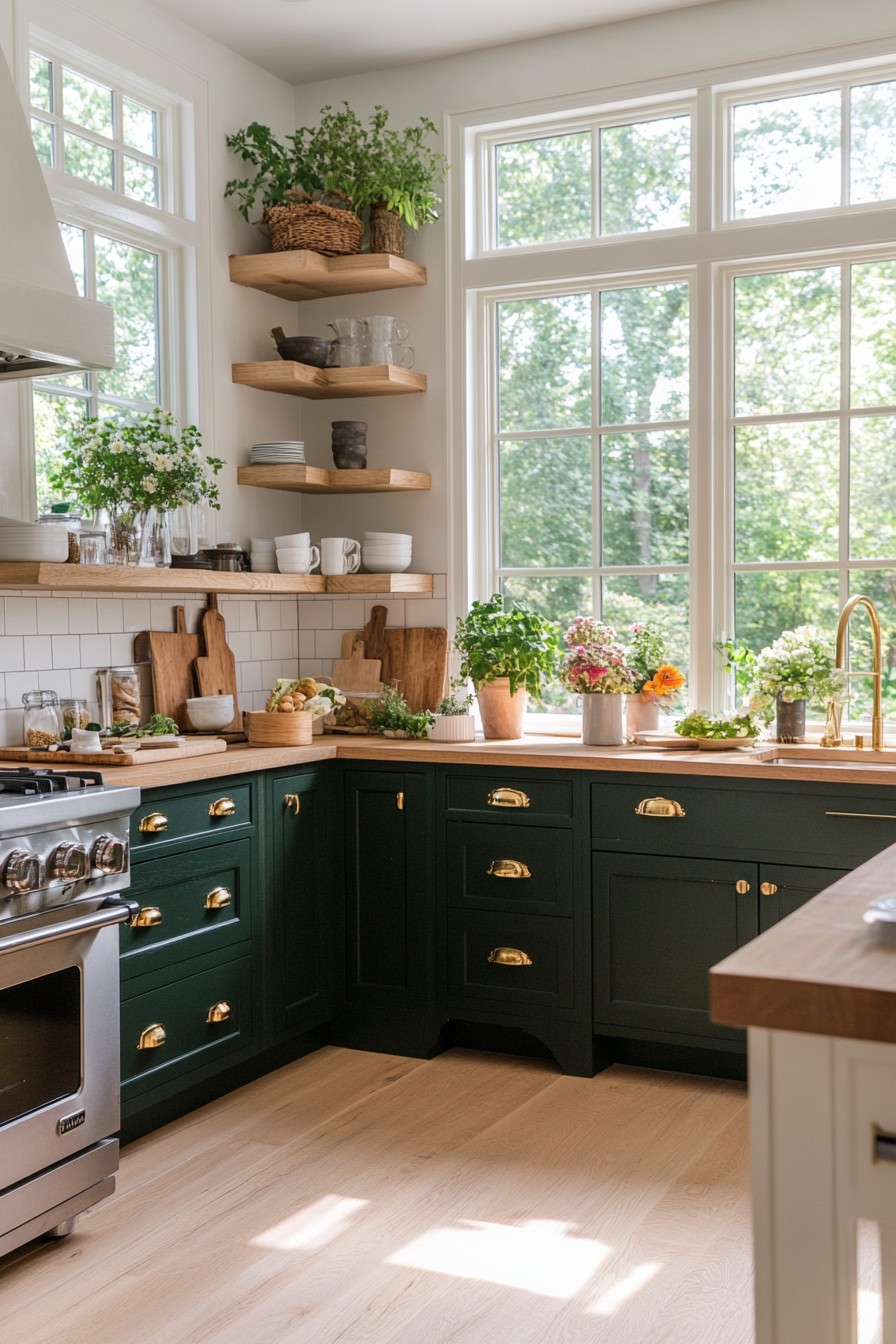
[367, 684, 433, 739]
[559, 618, 636, 746]
[625, 621, 687, 734]
[720, 627, 843, 743]
[224, 104, 448, 258]
[455, 595, 559, 741]
[428, 678, 475, 743]
[50, 408, 223, 566]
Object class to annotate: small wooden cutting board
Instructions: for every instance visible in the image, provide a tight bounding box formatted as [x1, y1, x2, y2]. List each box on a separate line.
[194, 607, 241, 732]
[332, 639, 382, 694]
[383, 627, 448, 713]
[133, 606, 200, 732]
[0, 739, 228, 767]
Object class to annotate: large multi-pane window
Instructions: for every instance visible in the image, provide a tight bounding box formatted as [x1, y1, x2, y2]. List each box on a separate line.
[466, 59, 896, 719]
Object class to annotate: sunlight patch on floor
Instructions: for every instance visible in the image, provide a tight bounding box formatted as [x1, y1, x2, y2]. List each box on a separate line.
[386, 1218, 612, 1298]
[586, 1261, 664, 1315]
[251, 1195, 370, 1250]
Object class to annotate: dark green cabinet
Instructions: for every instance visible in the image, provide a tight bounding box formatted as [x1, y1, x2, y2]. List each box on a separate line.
[758, 862, 849, 932]
[266, 768, 332, 1039]
[446, 820, 574, 916]
[593, 852, 758, 1044]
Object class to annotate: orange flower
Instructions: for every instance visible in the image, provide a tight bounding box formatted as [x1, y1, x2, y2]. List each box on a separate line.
[642, 663, 686, 698]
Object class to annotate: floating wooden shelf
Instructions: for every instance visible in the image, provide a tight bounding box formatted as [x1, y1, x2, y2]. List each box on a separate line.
[237, 465, 431, 494]
[232, 361, 426, 399]
[0, 564, 433, 596]
[228, 250, 427, 302]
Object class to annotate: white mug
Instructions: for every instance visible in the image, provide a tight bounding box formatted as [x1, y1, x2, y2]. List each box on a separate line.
[274, 532, 310, 549]
[277, 546, 319, 573]
[321, 537, 361, 575]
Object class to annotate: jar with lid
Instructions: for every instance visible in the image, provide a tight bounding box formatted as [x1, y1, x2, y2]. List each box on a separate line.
[78, 529, 106, 565]
[23, 690, 61, 747]
[110, 666, 140, 725]
[61, 698, 90, 733]
[38, 505, 83, 563]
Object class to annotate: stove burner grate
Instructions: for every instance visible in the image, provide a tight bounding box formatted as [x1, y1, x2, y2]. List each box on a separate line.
[0, 768, 104, 795]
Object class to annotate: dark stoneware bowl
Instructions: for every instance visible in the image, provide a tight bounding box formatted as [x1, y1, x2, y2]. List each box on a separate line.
[276, 336, 333, 368]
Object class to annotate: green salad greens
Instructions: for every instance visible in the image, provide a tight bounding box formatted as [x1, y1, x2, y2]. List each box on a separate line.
[136, 714, 180, 738]
[675, 709, 760, 741]
[367, 685, 432, 739]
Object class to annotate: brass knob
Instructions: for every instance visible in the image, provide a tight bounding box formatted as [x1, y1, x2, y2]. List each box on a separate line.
[206, 1001, 231, 1024]
[131, 905, 163, 927]
[760, 882, 778, 896]
[2, 849, 41, 892]
[487, 859, 531, 879]
[284, 793, 300, 814]
[635, 797, 686, 817]
[205, 886, 232, 910]
[397, 791, 405, 811]
[49, 842, 90, 882]
[735, 880, 751, 894]
[487, 788, 530, 809]
[137, 1023, 166, 1050]
[139, 812, 168, 833]
[209, 798, 235, 818]
[92, 834, 128, 874]
[488, 947, 533, 966]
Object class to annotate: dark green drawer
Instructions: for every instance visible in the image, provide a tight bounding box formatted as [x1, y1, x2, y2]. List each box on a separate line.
[591, 778, 896, 865]
[119, 839, 252, 981]
[120, 956, 252, 1099]
[448, 910, 575, 1008]
[131, 782, 253, 853]
[447, 821, 574, 916]
[446, 773, 573, 822]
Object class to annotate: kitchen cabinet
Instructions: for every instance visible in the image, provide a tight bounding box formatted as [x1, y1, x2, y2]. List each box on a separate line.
[265, 768, 333, 1040]
[758, 862, 849, 932]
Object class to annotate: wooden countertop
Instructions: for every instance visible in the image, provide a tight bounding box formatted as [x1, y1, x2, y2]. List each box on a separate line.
[11, 736, 896, 789]
[711, 841, 896, 1044]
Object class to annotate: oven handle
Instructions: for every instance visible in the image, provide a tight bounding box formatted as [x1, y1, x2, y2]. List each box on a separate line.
[0, 897, 140, 956]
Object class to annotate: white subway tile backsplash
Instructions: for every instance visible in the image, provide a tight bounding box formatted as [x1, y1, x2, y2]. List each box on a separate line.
[80, 634, 111, 668]
[51, 635, 81, 669]
[298, 659, 323, 677]
[241, 662, 265, 693]
[6, 597, 38, 636]
[0, 709, 24, 746]
[150, 600, 179, 632]
[70, 668, 97, 700]
[96, 599, 123, 633]
[338, 599, 365, 629]
[40, 667, 71, 697]
[23, 636, 53, 670]
[34, 598, 69, 635]
[6, 670, 37, 707]
[0, 637, 24, 673]
[229, 631, 253, 663]
[122, 600, 151, 633]
[257, 603, 281, 631]
[66, 599, 98, 634]
[314, 629, 347, 660]
[109, 633, 136, 664]
[279, 602, 298, 630]
[299, 631, 316, 659]
[364, 599, 404, 626]
[270, 630, 294, 660]
[406, 599, 448, 629]
[298, 602, 333, 630]
[250, 630, 272, 663]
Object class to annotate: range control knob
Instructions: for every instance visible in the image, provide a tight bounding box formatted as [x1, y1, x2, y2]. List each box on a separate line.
[49, 843, 90, 882]
[91, 834, 128, 875]
[2, 849, 41, 892]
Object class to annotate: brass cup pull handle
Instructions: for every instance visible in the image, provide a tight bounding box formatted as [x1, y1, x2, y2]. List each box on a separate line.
[137, 1023, 166, 1050]
[205, 886, 232, 910]
[488, 947, 533, 966]
[487, 859, 531, 879]
[487, 788, 530, 809]
[206, 1000, 231, 1024]
[284, 793, 300, 814]
[760, 881, 778, 896]
[635, 797, 686, 818]
[131, 905, 163, 928]
[138, 812, 168, 833]
[209, 798, 236, 818]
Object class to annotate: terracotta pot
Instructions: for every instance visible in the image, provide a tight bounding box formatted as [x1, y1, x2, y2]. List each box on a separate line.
[624, 694, 660, 735]
[582, 693, 625, 746]
[477, 678, 528, 740]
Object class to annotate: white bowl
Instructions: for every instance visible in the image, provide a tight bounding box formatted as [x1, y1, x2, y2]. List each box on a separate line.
[250, 559, 279, 572]
[363, 531, 412, 542]
[361, 549, 412, 560]
[185, 695, 234, 731]
[250, 538, 276, 551]
[275, 533, 311, 548]
[361, 544, 412, 554]
[363, 557, 412, 574]
[0, 533, 69, 562]
[277, 561, 318, 574]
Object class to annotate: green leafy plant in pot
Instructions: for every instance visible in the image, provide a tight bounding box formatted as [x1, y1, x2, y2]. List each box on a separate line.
[454, 595, 560, 740]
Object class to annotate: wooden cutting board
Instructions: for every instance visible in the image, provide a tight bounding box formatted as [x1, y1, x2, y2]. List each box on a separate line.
[382, 627, 448, 713]
[133, 606, 200, 732]
[193, 607, 241, 732]
[332, 639, 382, 694]
[0, 739, 228, 767]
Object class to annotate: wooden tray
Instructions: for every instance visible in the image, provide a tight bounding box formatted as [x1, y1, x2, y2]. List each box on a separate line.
[0, 739, 228, 767]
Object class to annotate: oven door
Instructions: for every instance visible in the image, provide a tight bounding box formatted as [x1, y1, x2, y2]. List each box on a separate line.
[0, 899, 134, 1191]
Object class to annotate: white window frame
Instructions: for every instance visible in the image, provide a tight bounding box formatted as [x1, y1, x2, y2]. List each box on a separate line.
[451, 42, 896, 725]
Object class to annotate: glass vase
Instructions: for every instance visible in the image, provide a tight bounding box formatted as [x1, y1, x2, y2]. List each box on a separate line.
[139, 510, 172, 567]
[106, 507, 141, 566]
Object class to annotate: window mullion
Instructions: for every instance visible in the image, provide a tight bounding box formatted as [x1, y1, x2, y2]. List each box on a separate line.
[593, 287, 601, 618]
[839, 262, 851, 614]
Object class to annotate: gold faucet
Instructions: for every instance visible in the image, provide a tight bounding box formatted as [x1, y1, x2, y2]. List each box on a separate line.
[823, 595, 884, 750]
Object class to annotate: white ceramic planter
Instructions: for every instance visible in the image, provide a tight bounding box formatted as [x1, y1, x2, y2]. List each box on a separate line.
[582, 693, 625, 746]
[624, 694, 660, 735]
[428, 714, 476, 743]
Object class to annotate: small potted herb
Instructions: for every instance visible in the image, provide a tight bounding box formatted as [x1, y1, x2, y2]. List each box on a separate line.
[428, 678, 475, 743]
[367, 684, 433, 740]
[625, 621, 686, 734]
[455, 595, 560, 741]
[558, 618, 636, 746]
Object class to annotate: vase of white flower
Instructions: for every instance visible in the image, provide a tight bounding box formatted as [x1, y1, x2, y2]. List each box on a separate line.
[138, 510, 172, 568]
[107, 507, 141, 567]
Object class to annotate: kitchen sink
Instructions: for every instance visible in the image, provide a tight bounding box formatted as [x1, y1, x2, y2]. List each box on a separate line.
[762, 757, 896, 770]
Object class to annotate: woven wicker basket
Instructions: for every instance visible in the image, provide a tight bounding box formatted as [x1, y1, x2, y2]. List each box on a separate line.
[264, 202, 363, 256]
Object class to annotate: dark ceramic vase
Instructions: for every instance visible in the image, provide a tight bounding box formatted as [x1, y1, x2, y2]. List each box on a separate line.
[331, 420, 368, 470]
[775, 693, 806, 743]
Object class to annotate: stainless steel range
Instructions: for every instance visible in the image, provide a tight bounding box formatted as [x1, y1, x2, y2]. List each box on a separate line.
[0, 767, 139, 1257]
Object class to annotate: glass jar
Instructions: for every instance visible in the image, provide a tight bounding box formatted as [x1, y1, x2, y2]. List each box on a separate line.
[78, 529, 106, 565]
[61, 698, 90, 733]
[38, 508, 83, 563]
[23, 690, 61, 747]
[110, 666, 140, 725]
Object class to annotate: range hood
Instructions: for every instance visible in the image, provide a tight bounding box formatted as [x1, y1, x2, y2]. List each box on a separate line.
[0, 45, 114, 380]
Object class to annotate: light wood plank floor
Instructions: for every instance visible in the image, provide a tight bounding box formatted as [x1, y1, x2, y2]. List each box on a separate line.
[0, 1048, 753, 1343]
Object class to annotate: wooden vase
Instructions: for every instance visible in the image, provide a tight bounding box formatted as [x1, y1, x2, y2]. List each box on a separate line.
[369, 205, 405, 257]
[477, 678, 528, 740]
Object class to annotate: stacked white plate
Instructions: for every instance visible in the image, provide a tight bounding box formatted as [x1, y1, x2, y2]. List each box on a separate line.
[250, 441, 305, 464]
[0, 522, 69, 563]
[362, 531, 412, 575]
[249, 537, 278, 573]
